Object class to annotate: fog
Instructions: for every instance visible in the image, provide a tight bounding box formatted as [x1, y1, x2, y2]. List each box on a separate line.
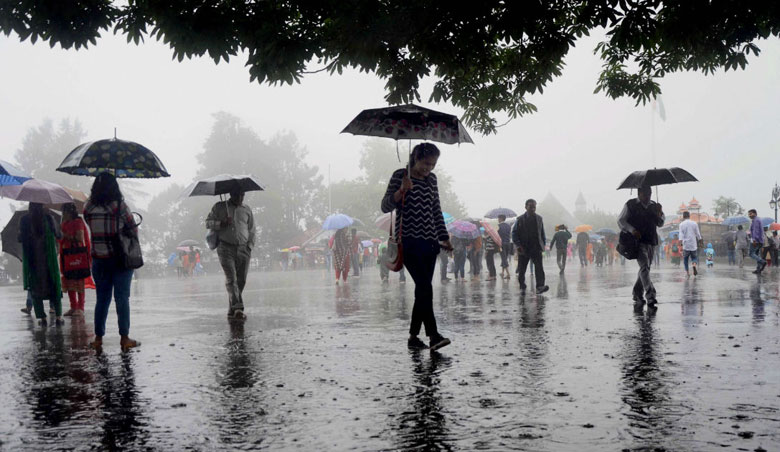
[2, 31, 779, 221]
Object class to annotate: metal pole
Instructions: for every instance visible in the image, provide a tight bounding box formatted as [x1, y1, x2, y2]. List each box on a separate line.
[328, 164, 332, 214]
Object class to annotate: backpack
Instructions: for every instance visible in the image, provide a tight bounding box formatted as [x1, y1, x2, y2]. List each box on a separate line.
[671, 244, 679, 253]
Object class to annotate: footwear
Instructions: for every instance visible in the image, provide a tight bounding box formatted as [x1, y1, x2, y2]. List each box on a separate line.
[536, 285, 549, 295]
[20, 307, 31, 315]
[407, 336, 428, 349]
[63, 309, 75, 317]
[120, 338, 141, 352]
[646, 298, 658, 308]
[335, 280, 339, 285]
[693, 265, 697, 276]
[55, 317, 64, 325]
[39, 318, 48, 327]
[429, 335, 451, 351]
[632, 293, 646, 303]
[233, 310, 246, 320]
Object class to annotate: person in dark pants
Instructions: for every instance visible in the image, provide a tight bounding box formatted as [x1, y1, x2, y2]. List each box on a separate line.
[512, 199, 549, 295]
[497, 215, 512, 280]
[618, 185, 665, 309]
[549, 224, 572, 274]
[576, 231, 589, 266]
[382, 143, 453, 351]
[484, 232, 498, 280]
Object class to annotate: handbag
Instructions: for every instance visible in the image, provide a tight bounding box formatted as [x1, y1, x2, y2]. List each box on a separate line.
[115, 210, 144, 270]
[617, 230, 639, 260]
[385, 196, 404, 272]
[62, 240, 91, 280]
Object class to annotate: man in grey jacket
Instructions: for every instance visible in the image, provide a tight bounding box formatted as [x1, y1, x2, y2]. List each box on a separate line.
[206, 187, 255, 320]
[512, 199, 549, 294]
[734, 224, 749, 268]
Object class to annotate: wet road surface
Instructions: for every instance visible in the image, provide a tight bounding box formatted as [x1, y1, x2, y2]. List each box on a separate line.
[0, 259, 778, 451]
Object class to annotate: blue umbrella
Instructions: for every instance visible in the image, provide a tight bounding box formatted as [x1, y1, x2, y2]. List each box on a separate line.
[442, 212, 454, 225]
[722, 216, 750, 226]
[760, 217, 775, 227]
[322, 213, 355, 230]
[589, 233, 604, 242]
[668, 230, 680, 239]
[0, 160, 31, 186]
[484, 207, 517, 219]
[595, 227, 617, 236]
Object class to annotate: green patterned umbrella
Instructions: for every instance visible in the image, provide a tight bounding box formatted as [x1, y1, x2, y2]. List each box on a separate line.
[56, 138, 170, 178]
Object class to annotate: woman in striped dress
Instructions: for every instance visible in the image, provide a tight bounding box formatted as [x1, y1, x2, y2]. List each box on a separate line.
[332, 227, 351, 284]
[381, 143, 453, 351]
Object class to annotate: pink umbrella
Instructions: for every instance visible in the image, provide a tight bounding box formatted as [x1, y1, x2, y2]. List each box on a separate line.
[448, 220, 480, 239]
[0, 178, 73, 205]
[375, 211, 396, 233]
[480, 220, 502, 248]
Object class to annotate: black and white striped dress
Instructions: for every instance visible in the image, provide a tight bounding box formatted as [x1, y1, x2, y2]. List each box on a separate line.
[381, 169, 449, 243]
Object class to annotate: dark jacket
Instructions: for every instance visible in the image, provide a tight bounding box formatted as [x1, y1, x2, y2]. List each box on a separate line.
[549, 230, 572, 250]
[622, 199, 664, 246]
[576, 231, 589, 249]
[512, 212, 546, 253]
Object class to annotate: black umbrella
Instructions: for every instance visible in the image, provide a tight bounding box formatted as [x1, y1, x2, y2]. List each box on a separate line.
[2, 209, 61, 261]
[181, 174, 265, 197]
[341, 104, 474, 145]
[616, 167, 698, 190]
[57, 136, 170, 178]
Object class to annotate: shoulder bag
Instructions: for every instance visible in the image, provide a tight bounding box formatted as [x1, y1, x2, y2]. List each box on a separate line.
[385, 196, 404, 272]
[115, 209, 144, 270]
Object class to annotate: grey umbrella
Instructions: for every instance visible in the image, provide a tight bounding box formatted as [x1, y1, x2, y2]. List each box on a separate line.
[181, 174, 265, 197]
[2, 209, 61, 261]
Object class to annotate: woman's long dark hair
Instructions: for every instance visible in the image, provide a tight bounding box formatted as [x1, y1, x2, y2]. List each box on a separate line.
[89, 172, 123, 206]
[29, 202, 45, 236]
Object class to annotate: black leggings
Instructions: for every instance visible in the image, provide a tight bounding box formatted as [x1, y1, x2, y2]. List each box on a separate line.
[403, 237, 440, 337]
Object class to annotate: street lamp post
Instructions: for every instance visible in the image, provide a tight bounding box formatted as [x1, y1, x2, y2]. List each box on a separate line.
[770, 182, 780, 223]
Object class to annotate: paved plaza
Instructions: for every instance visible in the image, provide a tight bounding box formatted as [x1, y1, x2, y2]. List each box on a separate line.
[0, 259, 778, 451]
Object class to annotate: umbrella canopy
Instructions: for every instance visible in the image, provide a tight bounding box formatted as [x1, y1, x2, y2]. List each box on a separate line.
[371, 238, 382, 243]
[484, 207, 517, 219]
[589, 233, 604, 242]
[322, 213, 355, 230]
[595, 227, 617, 236]
[617, 167, 698, 190]
[375, 211, 396, 232]
[441, 212, 454, 225]
[176, 245, 200, 252]
[0, 160, 31, 186]
[182, 174, 265, 197]
[480, 220, 502, 247]
[574, 224, 593, 233]
[722, 216, 750, 226]
[360, 240, 374, 247]
[668, 230, 680, 239]
[57, 138, 170, 178]
[448, 220, 480, 239]
[770, 223, 780, 231]
[177, 239, 200, 248]
[2, 209, 62, 261]
[341, 104, 474, 145]
[721, 231, 736, 241]
[42, 187, 88, 212]
[0, 179, 73, 205]
[759, 217, 775, 228]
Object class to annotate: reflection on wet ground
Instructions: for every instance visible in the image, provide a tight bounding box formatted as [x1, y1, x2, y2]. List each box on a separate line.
[0, 260, 778, 450]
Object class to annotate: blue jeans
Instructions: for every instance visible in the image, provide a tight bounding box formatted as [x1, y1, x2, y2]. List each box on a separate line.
[683, 249, 698, 272]
[92, 258, 133, 337]
[748, 243, 766, 269]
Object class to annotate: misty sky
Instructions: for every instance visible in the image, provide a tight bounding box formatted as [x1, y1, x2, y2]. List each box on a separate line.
[2, 30, 779, 222]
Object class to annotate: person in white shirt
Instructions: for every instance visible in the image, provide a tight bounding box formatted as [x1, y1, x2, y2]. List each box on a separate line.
[678, 211, 702, 277]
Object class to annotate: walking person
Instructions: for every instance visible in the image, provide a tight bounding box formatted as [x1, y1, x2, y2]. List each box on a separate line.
[206, 186, 255, 320]
[735, 224, 749, 268]
[381, 142, 453, 351]
[438, 246, 451, 283]
[484, 231, 498, 281]
[19, 203, 63, 326]
[469, 233, 483, 281]
[512, 199, 549, 295]
[678, 211, 702, 277]
[762, 226, 774, 267]
[83, 172, 141, 350]
[331, 228, 350, 284]
[576, 231, 589, 266]
[349, 228, 361, 278]
[453, 237, 467, 281]
[618, 185, 665, 308]
[549, 224, 572, 274]
[726, 234, 736, 266]
[747, 209, 767, 274]
[497, 215, 512, 280]
[59, 203, 91, 317]
[772, 231, 780, 268]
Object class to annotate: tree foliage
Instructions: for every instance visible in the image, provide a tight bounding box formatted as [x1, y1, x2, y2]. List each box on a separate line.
[712, 195, 744, 218]
[3, 1, 779, 134]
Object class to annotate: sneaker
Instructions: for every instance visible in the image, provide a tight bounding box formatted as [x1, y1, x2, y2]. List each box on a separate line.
[536, 285, 549, 295]
[429, 335, 451, 351]
[20, 307, 31, 315]
[407, 336, 428, 349]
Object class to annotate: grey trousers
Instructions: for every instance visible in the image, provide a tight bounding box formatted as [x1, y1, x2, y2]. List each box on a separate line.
[217, 243, 251, 313]
[633, 243, 656, 301]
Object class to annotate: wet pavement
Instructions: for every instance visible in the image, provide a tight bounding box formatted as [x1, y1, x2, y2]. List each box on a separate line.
[0, 258, 779, 451]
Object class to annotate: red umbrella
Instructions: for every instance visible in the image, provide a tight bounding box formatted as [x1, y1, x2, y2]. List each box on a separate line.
[480, 220, 502, 248]
[770, 223, 780, 231]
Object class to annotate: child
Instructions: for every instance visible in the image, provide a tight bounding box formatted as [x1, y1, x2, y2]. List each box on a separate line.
[705, 243, 715, 267]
